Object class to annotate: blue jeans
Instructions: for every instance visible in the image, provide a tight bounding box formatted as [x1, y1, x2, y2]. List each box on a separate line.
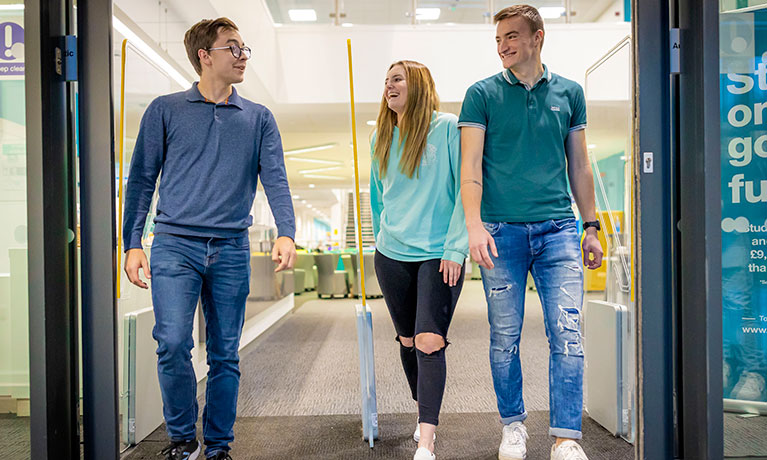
[480, 218, 584, 439]
[150, 232, 251, 456]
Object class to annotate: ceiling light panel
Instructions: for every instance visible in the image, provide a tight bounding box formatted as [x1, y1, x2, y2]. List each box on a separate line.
[299, 166, 343, 175]
[284, 143, 337, 155]
[303, 174, 346, 180]
[538, 7, 566, 19]
[416, 8, 441, 20]
[287, 158, 343, 165]
[288, 8, 318, 22]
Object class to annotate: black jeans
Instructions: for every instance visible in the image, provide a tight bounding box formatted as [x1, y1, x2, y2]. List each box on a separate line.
[374, 250, 465, 425]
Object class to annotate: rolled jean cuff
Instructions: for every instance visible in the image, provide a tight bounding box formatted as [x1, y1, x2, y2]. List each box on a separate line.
[549, 427, 582, 439]
[500, 411, 528, 425]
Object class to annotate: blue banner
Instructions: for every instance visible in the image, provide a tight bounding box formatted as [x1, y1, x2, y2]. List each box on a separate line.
[720, 11, 767, 404]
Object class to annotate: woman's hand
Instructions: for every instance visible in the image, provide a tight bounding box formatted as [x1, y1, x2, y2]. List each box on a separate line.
[439, 259, 463, 287]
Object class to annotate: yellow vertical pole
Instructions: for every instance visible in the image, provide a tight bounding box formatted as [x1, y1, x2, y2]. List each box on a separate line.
[346, 39, 367, 306]
[116, 39, 128, 300]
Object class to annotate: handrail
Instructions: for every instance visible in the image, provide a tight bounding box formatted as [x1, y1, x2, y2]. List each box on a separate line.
[585, 35, 632, 83]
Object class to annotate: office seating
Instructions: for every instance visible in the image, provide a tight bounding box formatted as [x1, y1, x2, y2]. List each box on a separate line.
[314, 253, 348, 298]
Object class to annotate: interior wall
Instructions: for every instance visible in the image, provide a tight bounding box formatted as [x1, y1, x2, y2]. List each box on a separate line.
[271, 23, 631, 105]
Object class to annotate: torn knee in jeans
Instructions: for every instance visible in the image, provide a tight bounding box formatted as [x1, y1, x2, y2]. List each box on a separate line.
[557, 305, 581, 333]
[488, 284, 514, 297]
[415, 332, 447, 355]
[396, 335, 415, 348]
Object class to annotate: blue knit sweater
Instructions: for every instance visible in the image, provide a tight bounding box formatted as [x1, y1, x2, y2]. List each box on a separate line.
[123, 83, 295, 250]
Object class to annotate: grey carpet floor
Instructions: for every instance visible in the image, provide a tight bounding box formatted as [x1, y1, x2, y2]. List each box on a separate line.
[234, 281, 550, 417]
[724, 412, 767, 457]
[1, 414, 29, 460]
[123, 411, 633, 460]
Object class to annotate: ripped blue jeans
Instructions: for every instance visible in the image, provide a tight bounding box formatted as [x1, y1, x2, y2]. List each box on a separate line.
[480, 218, 584, 439]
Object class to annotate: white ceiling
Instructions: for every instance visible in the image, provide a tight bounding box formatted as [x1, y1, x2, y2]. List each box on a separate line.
[113, 0, 630, 219]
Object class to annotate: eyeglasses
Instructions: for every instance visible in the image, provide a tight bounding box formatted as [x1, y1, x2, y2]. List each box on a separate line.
[206, 44, 251, 60]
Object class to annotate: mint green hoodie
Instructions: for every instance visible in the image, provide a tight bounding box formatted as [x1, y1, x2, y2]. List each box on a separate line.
[370, 112, 468, 264]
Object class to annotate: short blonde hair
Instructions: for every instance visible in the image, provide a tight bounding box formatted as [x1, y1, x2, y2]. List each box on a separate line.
[494, 5, 545, 50]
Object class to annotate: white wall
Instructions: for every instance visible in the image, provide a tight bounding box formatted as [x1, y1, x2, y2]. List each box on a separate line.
[596, 0, 626, 23]
[270, 23, 631, 105]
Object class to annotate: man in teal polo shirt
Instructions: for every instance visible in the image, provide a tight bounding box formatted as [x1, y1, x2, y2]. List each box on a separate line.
[459, 5, 602, 460]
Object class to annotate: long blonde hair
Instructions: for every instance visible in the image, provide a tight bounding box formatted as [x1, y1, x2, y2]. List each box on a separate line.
[373, 60, 440, 178]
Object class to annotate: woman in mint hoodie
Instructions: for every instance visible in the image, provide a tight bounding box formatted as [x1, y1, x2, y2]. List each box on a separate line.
[370, 60, 468, 460]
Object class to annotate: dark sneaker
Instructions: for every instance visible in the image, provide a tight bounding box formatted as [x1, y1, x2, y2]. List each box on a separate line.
[206, 452, 232, 460]
[159, 439, 201, 460]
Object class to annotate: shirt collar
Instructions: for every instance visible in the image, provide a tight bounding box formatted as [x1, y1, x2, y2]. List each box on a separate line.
[185, 82, 244, 109]
[503, 64, 550, 89]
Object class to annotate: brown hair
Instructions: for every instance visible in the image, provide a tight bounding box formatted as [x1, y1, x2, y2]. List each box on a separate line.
[494, 5, 545, 49]
[373, 60, 440, 179]
[184, 18, 239, 75]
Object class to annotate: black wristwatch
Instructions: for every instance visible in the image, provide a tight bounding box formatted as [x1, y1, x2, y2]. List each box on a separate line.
[582, 220, 601, 232]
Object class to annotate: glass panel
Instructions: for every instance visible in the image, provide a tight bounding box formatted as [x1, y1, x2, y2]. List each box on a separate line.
[494, 1, 567, 24]
[584, 36, 636, 444]
[264, 0, 334, 25]
[416, 0, 490, 24]
[722, 0, 767, 12]
[115, 37, 185, 449]
[0, 1, 30, 457]
[341, 0, 413, 25]
[719, 7, 767, 457]
[569, 0, 627, 23]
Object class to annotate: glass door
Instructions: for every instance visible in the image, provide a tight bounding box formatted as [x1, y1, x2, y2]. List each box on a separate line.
[719, 3, 767, 457]
[0, 2, 30, 457]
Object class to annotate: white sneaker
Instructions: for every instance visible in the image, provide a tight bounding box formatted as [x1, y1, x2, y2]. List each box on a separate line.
[550, 440, 588, 460]
[498, 421, 528, 460]
[413, 447, 436, 460]
[731, 372, 766, 401]
[414, 422, 436, 443]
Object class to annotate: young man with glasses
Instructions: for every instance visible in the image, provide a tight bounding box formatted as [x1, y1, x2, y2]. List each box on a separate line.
[123, 17, 296, 460]
[459, 5, 603, 460]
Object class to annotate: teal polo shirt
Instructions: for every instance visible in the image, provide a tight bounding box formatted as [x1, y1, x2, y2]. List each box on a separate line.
[458, 65, 587, 223]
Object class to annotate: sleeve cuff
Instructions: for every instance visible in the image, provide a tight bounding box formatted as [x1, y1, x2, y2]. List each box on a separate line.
[277, 226, 296, 241]
[569, 124, 587, 132]
[442, 249, 467, 265]
[457, 122, 487, 130]
[124, 234, 143, 252]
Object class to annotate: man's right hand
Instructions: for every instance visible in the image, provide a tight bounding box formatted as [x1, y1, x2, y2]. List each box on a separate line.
[124, 248, 151, 289]
[468, 222, 498, 270]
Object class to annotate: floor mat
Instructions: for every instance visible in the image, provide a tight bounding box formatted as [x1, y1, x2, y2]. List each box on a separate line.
[123, 411, 633, 460]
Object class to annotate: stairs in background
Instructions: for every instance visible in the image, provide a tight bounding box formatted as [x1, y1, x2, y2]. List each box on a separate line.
[345, 192, 375, 249]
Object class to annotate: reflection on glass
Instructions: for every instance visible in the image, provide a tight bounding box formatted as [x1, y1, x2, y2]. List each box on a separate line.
[722, 0, 767, 13]
[720, 7, 767, 457]
[416, 0, 490, 24]
[0, 2, 29, 458]
[264, 0, 334, 25]
[341, 0, 413, 25]
[116, 39, 185, 449]
[495, 1, 568, 23]
[584, 35, 636, 445]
